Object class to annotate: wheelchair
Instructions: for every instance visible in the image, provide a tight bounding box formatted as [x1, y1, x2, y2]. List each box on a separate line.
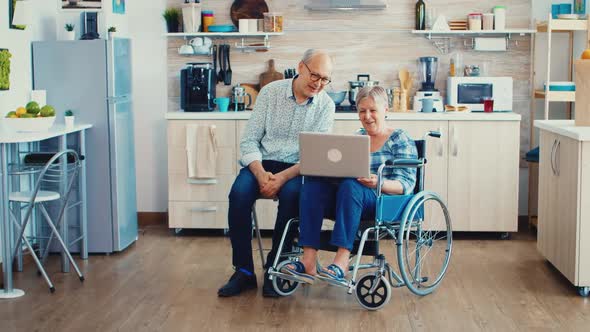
[266, 131, 453, 310]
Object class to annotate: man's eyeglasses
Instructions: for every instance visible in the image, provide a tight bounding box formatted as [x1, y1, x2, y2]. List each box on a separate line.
[302, 62, 331, 85]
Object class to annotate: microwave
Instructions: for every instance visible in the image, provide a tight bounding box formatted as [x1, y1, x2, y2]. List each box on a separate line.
[447, 77, 513, 112]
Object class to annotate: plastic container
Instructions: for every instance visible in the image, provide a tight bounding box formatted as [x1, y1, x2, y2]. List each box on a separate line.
[482, 13, 494, 30]
[263, 13, 283, 32]
[182, 1, 201, 33]
[202, 10, 214, 32]
[468, 13, 482, 30]
[493, 6, 506, 30]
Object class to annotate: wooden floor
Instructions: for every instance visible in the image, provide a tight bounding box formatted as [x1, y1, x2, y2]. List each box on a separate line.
[1, 226, 590, 332]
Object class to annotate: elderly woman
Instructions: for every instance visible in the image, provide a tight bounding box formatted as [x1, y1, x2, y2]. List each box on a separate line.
[282, 86, 418, 284]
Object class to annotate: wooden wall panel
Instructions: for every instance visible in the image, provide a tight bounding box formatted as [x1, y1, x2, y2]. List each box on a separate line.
[167, 0, 533, 159]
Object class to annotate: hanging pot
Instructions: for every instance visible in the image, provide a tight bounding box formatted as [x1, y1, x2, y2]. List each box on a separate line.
[348, 74, 379, 106]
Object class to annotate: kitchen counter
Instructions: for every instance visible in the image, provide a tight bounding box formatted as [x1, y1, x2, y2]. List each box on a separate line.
[166, 111, 521, 121]
[535, 120, 590, 141]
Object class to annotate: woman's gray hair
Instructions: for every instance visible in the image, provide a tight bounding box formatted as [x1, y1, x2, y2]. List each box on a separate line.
[301, 49, 331, 64]
[355, 86, 389, 110]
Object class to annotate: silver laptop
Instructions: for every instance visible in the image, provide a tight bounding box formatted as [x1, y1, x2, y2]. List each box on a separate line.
[299, 132, 371, 178]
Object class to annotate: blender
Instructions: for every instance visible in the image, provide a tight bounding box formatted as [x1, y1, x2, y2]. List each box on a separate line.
[413, 57, 444, 112]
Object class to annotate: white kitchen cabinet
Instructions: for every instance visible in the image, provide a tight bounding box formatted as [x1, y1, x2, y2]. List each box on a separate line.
[168, 113, 520, 232]
[537, 126, 590, 291]
[447, 121, 520, 231]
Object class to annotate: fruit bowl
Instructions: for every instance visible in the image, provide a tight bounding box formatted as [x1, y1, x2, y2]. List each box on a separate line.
[4, 116, 56, 132]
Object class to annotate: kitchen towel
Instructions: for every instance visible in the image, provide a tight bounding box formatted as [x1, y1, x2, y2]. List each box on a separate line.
[186, 124, 218, 178]
[473, 37, 507, 51]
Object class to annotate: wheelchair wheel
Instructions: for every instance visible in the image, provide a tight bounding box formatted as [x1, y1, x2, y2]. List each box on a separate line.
[354, 273, 391, 311]
[272, 260, 300, 296]
[397, 191, 452, 296]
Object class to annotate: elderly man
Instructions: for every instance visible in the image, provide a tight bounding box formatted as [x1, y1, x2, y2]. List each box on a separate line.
[218, 49, 335, 297]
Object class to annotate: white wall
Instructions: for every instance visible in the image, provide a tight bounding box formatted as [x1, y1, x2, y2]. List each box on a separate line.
[127, 1, 168, 212]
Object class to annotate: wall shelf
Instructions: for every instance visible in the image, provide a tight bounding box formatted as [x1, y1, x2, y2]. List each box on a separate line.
[164, 32, 284, 38]
[412, 29, 535, 54]
[534, 89, 576, 102]
[537, 19, 588, 32]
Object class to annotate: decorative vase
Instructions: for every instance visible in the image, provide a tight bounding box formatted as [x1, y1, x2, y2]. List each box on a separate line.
[65, 116, 75, 129]
[166, 20, 179, 33]
[66, 31, 75, 41]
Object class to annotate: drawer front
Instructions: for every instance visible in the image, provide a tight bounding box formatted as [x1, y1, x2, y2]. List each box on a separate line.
[169, 201, 228, 229]
[168, 173, 235, 201]
[168, 146, 236, 175]
[168, 120, 236, 148]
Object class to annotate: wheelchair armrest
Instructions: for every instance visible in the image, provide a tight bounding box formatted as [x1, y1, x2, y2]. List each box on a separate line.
[384, 158, 424, 168]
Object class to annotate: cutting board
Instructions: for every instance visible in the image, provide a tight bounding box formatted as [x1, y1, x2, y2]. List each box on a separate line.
[230, 0, 269, 27]
[260, 59, 284, 89]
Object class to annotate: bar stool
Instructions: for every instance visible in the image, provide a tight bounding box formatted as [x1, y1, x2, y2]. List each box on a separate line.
[8, 149, 84, 292]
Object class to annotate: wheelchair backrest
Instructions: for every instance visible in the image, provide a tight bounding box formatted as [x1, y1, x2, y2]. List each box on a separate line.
[413, 139, 425, 194]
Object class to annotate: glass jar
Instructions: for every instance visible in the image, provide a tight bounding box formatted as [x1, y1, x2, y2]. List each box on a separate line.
[468, 13, 482, 31]
[482, 13, 494, 30]
[263, 13, 283, 32]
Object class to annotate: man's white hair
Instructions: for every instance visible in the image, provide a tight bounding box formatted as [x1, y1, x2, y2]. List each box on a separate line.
[301, 49, 332, 64]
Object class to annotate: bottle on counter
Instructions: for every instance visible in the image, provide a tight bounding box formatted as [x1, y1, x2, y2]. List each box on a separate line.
[415, 0, 426, 30]
[450, 58, 455, 77]
[493, 6, 506, 30]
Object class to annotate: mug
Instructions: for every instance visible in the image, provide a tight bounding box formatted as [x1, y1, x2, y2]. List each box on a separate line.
[178, 44, 194, 55]
[214, 97, 230, 112]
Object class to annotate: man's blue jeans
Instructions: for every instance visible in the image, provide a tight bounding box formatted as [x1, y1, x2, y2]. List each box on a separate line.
[228, 160, 301, 273]
[299, 177, 376, 251]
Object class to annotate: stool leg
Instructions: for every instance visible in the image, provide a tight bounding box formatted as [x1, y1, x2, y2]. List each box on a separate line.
[11, 203, 23, 272]
[9, 211, 55, 292]
[251, 205, 266, 268]
[39, 205, 84, 281]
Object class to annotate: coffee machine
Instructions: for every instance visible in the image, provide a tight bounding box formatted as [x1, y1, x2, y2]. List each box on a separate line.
[181, 63, 215, 112]
[413, 57, 444, 112]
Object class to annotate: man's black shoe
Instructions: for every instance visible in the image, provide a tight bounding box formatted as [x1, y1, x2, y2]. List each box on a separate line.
[218, 270, 257, 297]
[262, 271, 280, 298]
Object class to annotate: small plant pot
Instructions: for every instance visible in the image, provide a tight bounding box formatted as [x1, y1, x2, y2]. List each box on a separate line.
[108, 31, 116, 40]
[65, 116, 75, 129]
[166, 20, 179, 33]
[65, 31, 76, 41]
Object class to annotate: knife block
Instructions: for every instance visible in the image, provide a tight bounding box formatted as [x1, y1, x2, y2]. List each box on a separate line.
[575, 60, 590, 126]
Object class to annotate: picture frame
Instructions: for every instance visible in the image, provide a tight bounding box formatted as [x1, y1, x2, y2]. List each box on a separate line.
[112, 0, 125, 14]
[9, 0, 25, 30]
[60, 0, 102, 12]
[574, 0, 586, 15]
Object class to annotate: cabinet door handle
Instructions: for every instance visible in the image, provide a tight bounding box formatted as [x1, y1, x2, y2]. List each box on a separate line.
[187, 178, 218, 185]
[191, 207, 218, 213]
[550, 139, 557, 176]
[451, 125, 458, 157]
[437, 126, 443, 157]
[555, 140, 561, 176]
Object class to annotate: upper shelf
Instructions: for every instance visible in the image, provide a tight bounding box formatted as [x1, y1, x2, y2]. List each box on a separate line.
[165, 32, 284, 38]
[534, 90, 576, 102]
[537, 19, 588, 32]
[412, 29, 536, 38]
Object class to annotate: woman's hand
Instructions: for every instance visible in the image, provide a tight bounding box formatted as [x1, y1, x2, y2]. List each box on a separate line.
[357, 174, 378, 189]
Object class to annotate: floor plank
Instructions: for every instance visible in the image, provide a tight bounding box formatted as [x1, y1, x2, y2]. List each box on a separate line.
[1, 226, 590, 332]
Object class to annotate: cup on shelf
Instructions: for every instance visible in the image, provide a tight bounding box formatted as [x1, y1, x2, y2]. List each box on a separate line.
[214, 97, 230, 112]
[247, 19, 258, 33]
[239, 19, 248, 33]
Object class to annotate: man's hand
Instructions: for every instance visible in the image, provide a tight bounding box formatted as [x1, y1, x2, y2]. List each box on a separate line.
[357, 174, 378, 189]
[260, 173, 286, 198]
[256, 171, 274, 191]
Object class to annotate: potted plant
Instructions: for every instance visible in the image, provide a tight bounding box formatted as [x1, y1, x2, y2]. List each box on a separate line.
[0, 49, 11, 91]
[64, 110, 74, 129]
[65, 24, 75, 41]
[163, 8, 181, 33]
[108, 26, 117, 40]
